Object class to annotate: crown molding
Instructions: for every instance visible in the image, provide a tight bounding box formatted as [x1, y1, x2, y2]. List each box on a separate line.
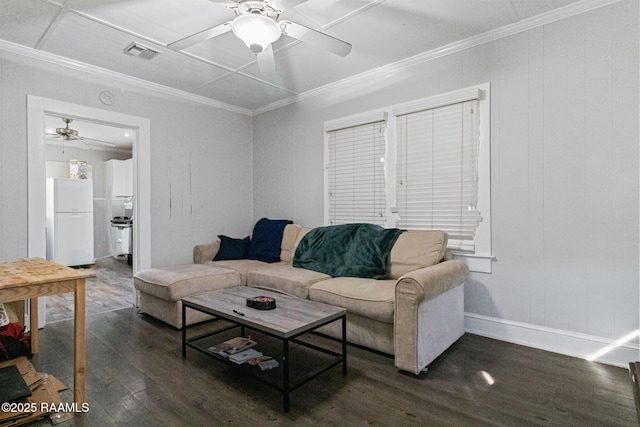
[0, 39, 253, 116]
[252, 0, 622, 115]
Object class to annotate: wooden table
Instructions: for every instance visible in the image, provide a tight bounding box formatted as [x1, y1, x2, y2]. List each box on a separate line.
[0, 257, 92, 404]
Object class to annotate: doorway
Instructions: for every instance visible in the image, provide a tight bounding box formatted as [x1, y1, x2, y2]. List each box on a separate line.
[27, 95, 151, 327]
[44, 114, 135, 323]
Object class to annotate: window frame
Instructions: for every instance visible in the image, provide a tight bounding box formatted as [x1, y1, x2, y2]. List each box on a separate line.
[324, 83, 493, 273]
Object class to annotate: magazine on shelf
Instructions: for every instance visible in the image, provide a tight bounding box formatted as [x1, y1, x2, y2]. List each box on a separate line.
[207, 337, 257, 356]
[228, 348, 263, 364]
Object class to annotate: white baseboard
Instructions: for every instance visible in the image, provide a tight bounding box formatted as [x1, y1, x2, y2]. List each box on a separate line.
[465, 313, 640, 368]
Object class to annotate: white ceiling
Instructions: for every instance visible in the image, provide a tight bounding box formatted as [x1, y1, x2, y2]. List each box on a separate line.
[2, 0, 587, 116]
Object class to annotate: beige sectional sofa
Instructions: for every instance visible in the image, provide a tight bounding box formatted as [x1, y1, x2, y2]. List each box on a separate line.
[188, 223, 469, 375]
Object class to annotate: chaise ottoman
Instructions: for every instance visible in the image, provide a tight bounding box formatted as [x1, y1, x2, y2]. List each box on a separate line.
[133, 264, 241, 328]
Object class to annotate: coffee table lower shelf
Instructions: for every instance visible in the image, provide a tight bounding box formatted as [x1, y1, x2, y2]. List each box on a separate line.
[181, 297, 347, 413]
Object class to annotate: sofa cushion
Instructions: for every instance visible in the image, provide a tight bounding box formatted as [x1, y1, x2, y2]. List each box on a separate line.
[247, 265, 331, 300]
[204, 259, 281, 285]
[133, 264, 240, 302]
[309, 277, 396, 324]
[213, 235, 250, 261]
[246, 218, 293, 263]
[388, 230, 448, 279]
[280, 224, 302, 263]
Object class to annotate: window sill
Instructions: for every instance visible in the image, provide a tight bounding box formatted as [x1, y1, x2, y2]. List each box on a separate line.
[452, 253, 494, 274]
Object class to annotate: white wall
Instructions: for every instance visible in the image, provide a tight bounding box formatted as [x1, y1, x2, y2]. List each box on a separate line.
[252, 1, 639, 365]
[0, 49, 254, 267]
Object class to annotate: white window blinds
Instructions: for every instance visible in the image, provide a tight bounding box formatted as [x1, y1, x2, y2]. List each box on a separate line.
[396, 100, 482, 251]
[327, 120, 386, 226]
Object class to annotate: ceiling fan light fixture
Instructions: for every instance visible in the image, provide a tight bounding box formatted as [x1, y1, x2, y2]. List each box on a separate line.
[231, 14, 281, 54]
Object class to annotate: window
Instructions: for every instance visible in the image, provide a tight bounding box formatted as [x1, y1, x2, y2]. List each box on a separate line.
[395, 100, 481, 252]
[325, 112, 387, 226]
[325, 84, 492, 272]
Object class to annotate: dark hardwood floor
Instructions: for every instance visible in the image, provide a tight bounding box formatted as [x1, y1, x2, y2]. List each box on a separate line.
[28, 306, 637, 426]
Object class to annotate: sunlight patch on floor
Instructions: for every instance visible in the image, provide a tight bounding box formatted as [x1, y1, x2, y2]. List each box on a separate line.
[480, 370, 495, 385]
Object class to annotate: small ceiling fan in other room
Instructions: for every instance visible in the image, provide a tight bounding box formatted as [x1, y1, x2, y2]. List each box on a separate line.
[168, 0, 352, 75]
[46, 117, 117, 151]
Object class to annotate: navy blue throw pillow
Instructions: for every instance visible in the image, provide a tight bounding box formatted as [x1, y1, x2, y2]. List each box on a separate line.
[246, 218, 293, 263]
[213, 235, 250, 261]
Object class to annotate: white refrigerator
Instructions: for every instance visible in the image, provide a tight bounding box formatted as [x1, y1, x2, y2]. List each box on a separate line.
[46, 178, 94, 266]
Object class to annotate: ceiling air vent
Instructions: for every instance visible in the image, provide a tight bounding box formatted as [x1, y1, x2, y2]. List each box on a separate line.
[123, 42, 161, 60]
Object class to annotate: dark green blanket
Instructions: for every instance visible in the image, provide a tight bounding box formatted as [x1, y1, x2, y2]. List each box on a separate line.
[293, 223, 404, 279]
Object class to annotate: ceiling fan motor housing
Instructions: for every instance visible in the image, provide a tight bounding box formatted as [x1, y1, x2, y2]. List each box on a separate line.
[57, 118, 79, 139]
[236, 1, 281, 18]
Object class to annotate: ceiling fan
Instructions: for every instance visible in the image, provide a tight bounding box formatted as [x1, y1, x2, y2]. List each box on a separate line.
[168, 0, 352, 75]
[46, 117, 117, 150]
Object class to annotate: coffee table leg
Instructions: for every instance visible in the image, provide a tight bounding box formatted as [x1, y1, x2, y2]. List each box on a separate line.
[283, 338, 290, 413]
[342, 314, 347, 376]
[181, 303, 186, 358]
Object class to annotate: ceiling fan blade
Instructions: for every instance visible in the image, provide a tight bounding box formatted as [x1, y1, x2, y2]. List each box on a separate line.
[257, 45, 277, 76]
[77, 140, 92, 150]
[79, 137, 117, 148]
[45, 139, 83, 149]
[168, 22, 232, 51]
[270, 0, 309, 11]
[280, 21, 351, 57]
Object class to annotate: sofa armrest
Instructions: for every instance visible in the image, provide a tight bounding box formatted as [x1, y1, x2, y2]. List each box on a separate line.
[193, 242, 220, 264]
[396, 259, 469, 304]
[394, 259, 469, 374]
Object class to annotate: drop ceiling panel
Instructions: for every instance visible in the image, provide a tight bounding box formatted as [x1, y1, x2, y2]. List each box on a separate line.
[40, 12, 227, 92]
[65, 0, 228, 45]
[0, 0, 62, 47]
[290, 0, 384, 28]
[195, 73, 295, 111]
[330, 0, 519, 65]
